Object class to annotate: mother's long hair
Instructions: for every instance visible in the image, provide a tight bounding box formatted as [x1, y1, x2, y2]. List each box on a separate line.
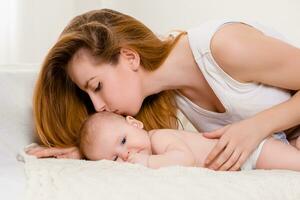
[33, 9, 185, 147]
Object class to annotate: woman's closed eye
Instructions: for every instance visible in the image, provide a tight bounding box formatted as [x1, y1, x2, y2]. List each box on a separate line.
[94, 82, 102, 92]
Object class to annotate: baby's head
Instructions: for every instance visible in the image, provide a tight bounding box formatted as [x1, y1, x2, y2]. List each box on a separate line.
[79, 112, 152, 162]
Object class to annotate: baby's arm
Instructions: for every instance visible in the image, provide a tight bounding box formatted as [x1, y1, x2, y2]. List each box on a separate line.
[130, 130, 196, 169]
[256, 137, 300, 171]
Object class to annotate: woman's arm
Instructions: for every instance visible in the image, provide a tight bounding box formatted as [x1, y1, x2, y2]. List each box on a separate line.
[204, 23, 300, 171]
[26, 145, 83, 159]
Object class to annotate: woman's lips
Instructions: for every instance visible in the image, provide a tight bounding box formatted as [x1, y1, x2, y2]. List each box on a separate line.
[114, 110, 124, 115]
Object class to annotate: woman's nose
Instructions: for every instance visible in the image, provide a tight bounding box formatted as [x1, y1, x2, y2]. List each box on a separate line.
[89, 94, 106, 112]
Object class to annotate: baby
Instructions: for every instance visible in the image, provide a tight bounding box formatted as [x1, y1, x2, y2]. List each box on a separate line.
[79, 112, 300, 171]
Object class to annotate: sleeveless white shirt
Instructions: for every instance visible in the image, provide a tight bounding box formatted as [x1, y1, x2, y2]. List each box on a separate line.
[176, 19, 291, 132]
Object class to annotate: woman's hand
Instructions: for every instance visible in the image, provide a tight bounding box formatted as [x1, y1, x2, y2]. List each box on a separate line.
[203, 119, 266, 171]
[26, 144, 83, 159]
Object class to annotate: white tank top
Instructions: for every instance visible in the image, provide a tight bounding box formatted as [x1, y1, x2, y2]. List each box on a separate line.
[176, 19, 291, 132]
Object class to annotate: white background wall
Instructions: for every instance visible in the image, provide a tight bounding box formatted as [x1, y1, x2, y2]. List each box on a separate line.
[1, 0, 300, 66]
[103, 0, 300, 45]
[0, 0, 103, 66]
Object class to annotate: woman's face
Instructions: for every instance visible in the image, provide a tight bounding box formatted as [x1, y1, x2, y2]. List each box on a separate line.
[67, 48, 144, 116]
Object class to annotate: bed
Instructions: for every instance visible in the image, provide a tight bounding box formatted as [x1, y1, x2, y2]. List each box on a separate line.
[0, 66, 38, 199]
[1, 66, 300, 200]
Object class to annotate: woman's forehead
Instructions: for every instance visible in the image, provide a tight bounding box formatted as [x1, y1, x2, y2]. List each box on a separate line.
[74, 48, 93, 60]
[69, 50, 96, 72]
[73, 48, 104, 66]
[67, 53, 99, 88]
[67, 49, 111, 83]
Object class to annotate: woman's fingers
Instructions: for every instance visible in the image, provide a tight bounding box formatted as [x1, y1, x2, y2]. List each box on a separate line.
[27, 146, 67, 158]
[204, 120, 263, 171]
[203, 129, 224, 139]
[229, 152, 248, 171]
[26, 146, 48, 155]
[204, 139, 228, 166]
[218, 149, 241, 171]
[208, 143, 235, 170]
[203, 125, 230, 139]
[32, 148, 61, 158]
[25, 145, 82, 159]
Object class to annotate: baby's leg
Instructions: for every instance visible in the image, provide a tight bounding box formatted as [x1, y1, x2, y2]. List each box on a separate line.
[256, 138, 300, 171]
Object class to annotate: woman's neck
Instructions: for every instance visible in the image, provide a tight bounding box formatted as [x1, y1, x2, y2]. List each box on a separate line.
[140, 34, 207, 97]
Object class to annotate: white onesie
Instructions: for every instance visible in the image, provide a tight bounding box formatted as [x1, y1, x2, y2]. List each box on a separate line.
[176, 19, 292, 170]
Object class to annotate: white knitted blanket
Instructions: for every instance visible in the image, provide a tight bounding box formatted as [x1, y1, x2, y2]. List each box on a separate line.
[21, 151, 300, 200]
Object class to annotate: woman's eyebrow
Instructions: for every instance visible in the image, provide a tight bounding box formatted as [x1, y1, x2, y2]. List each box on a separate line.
[85, 76, 96, 89]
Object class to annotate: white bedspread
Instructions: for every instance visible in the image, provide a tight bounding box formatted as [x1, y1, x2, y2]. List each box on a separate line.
[20, 150, 300, 200]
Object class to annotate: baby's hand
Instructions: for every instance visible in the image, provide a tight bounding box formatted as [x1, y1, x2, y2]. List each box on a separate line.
[127, 152, 149, 167]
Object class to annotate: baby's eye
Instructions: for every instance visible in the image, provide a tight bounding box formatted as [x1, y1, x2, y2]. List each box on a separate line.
[94, 82, 102, 92]
[121, 137, 126, 145]
[113, 156, 118, 161]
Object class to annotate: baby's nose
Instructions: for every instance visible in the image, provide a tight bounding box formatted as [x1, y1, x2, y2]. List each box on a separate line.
[121, 151, 130, 160]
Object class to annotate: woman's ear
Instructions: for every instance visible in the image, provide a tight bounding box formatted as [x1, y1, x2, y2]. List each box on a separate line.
[125, 116, 144, 129]
[120, 48, 140, 72]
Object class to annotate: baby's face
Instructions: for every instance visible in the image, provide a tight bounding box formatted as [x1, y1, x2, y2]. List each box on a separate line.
[88, 116, 152, 162]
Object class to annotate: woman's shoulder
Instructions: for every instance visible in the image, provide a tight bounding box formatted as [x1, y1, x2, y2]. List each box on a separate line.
[186, 19, 255, 57]
[187, 18, 272, 48]
[210, 22, 265, 81]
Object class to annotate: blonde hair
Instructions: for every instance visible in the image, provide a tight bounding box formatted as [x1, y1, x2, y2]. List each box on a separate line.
[33, 9, 186, 147]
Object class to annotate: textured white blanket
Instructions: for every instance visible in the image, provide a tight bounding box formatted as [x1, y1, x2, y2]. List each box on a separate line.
[22, 152, 300, 200]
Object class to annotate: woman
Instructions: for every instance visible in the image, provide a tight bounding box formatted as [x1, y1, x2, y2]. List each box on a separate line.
[27, 9, 300, 171]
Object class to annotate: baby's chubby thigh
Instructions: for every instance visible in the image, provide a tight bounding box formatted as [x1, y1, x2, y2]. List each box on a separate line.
[254, 133, 300, 171]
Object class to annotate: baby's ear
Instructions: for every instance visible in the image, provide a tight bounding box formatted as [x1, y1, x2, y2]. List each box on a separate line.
[125, 116, 144, 129]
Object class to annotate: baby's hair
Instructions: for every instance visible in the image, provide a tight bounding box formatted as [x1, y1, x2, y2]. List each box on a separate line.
[78, 112, 125, 159]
